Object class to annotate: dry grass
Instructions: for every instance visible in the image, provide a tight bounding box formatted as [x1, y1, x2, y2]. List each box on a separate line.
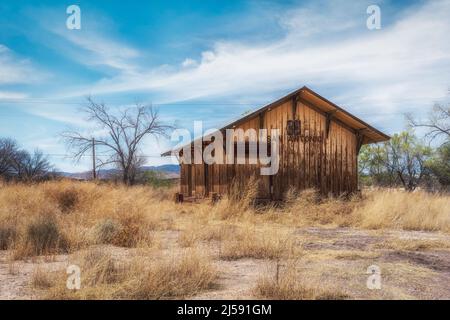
[333, 250, 381, 260]
[178, 223, 248, 247]
[91, 215, 152, 248]
[31, 267, 55, 289]
[0, 180, 174, 259]
[0, 225, 17, 250]
[374, 238, 450, 251]
[354, 190, 450, 232]
[254, 263, 349, 300]
[0, 181, 448, 258]
[123, 251, 218, 299]
[0, 180, 449, 300]
[45, 248, 218, 300]
[255, 188, 449, 233]
[211, 177, 259, 219]
[219, 226, 297, 260]
[14, 215, 69, 259]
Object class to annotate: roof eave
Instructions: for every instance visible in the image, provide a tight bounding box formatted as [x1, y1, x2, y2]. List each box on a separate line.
[160, 85, 390, 155]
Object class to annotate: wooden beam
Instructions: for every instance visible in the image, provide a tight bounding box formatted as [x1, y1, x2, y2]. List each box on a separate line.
[259, 111, 265, 129]
[204, 163, 209, 197]
[291, 94, 298, 119]
[325, 111, 337, 139]
[298, 97, 356, 135]
[356, 130, 365, 154]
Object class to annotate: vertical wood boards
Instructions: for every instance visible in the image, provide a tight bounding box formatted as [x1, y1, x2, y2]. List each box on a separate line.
[178, 98, 359, 199]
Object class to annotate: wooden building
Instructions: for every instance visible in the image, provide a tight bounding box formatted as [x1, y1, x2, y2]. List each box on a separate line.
[162, 86, 389, 200]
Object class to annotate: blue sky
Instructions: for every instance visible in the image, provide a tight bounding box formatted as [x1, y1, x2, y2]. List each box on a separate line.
[0, 0, 449, 172]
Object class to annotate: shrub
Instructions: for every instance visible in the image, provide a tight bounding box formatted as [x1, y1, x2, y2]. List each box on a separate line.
[122, 251, 218, 299]
[24, 217, 68, 256]
[0, 226, 17, 250]
[92, 219, 122, 245]
[213, 177, 259, 219]
[219, 228, 295, 260]
[81, 249, 120, 286]
[50, 187, 79, 213]
[92, 216, 150, 248]
[45, 250, 217, 300]
[31, 268, 54, 289]
[115, 214, 149, 247]
[44, 181, 96, 213]
[57, 189, 78, 212]
[255, 265, 349, 300]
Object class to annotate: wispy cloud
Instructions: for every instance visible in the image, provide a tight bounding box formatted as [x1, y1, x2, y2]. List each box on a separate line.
[0, 91, 28, 100]
[10, 0, 450, 137]
[50, 28, 140, 73]
[52, 0, 449, 125]
[0, 45, 43, 84]
[31, 7, 141, 74]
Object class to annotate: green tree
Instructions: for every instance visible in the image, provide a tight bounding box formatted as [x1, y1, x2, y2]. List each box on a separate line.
[137, 170, 174, 188]
[426, 143, 450, 187]
[407, 96, 449, 188]
[359, 131, 432, 191]
[358, 144, 393, 186]
[385, 131, 432, 191]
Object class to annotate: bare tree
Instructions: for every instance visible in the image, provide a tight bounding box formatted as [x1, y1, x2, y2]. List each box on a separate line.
[0, 138, 19, 179]
[0, 139, 52, 182]
[407, 102, 450, 145]
[62, 97, 171, 185]
[10, 149, 52, 181]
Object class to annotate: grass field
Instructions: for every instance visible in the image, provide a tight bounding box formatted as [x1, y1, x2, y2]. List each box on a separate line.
[0, 180, 449, 299]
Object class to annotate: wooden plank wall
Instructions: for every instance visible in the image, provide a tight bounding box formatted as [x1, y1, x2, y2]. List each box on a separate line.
[179, 99, 358, 198]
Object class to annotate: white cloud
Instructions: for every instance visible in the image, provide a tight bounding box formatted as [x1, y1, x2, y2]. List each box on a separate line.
[58, 0, 449, 124]
[17, 0, 447, 140]
[16, 101, 103, 128]
[182, 58, 198, 68]
[0, 45, 43, 84]
[0, 91, 28, 100]
[51, 28, 140, 73]
[278, 0, 361, 37]
[29, 7, 141, 74]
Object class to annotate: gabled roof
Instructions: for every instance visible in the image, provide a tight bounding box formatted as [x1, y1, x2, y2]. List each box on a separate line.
[161, 86, 390, 156]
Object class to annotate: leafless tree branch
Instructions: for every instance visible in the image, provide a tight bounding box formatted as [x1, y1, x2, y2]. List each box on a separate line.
[62, 97, 172, 184]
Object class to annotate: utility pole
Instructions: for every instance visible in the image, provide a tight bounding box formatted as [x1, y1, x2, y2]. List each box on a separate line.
[92, 138, 96, 180]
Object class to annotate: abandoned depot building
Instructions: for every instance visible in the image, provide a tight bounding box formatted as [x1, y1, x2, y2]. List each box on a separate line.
[162, 86, 390, 201]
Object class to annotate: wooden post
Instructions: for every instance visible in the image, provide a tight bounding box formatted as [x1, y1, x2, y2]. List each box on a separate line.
[92, 138, 96, 180]
[356, 130, 365, 154]
[291, 94, 297, 120]
[174, 193, 184, 203]
[276, 261, 280, 284]
[325, 111, 336, 139]
[211, 192, 221, 204]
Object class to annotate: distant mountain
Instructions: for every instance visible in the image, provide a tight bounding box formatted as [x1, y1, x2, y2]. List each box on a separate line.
[141, 164, 180, 174]
[58, 164, 179, 180]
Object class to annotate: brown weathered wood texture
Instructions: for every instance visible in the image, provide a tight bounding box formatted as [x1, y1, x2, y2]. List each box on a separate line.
[173, 87, 389, 200]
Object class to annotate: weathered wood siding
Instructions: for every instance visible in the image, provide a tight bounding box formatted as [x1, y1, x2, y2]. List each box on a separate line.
[179, 97, 358, 199]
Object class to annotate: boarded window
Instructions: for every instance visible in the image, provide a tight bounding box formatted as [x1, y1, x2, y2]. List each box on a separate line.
[287, 120, 301, 137]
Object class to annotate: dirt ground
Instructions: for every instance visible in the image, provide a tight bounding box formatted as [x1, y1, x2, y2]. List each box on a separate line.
[1, 227, 450, 300]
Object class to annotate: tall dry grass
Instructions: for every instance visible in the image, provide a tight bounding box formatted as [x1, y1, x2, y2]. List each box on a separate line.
[0, 180, 448, 261]
[0, 180, 176, 259]
[0, 180, 448, 299]
[210, 177, 260, 219]
[219, 226, 297, 260]
[44, 248, 218, 299]
[254, 263, 349, 300]
[354, 190, 450, 232]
